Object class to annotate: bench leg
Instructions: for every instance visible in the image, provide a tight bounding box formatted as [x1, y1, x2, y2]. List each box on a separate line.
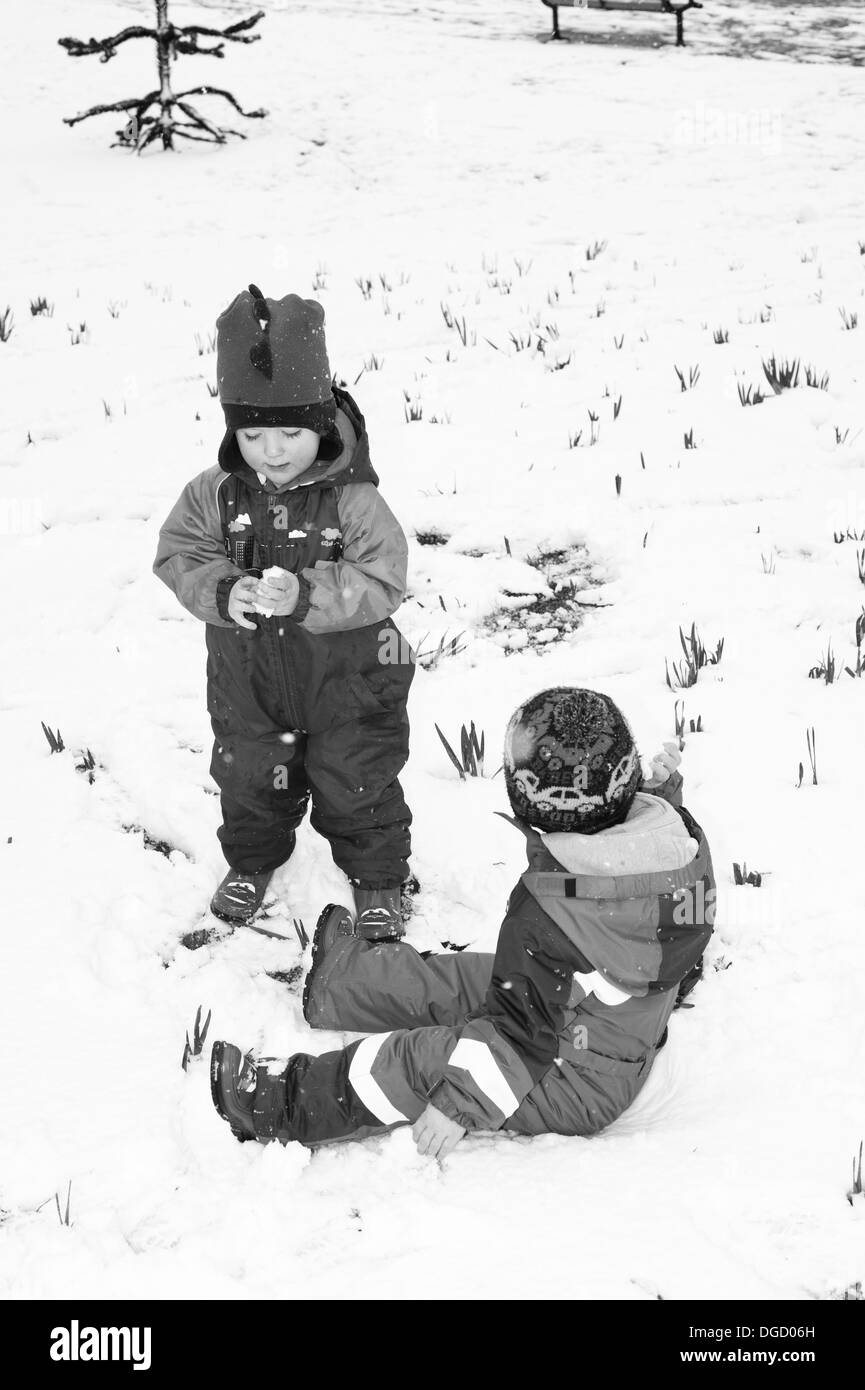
[551, 7, 561, 40]
[676, 9, 685, 45]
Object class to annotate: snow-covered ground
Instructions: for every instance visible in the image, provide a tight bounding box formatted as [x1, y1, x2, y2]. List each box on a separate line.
[1, 1, 864, 1300]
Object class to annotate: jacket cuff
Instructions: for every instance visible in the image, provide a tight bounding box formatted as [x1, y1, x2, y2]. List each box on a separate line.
[216, 570, 263, 623]
[426, 1079, 474, 1130]
[215, 575, 238, 622]
[650, 768, 683, 808]
[288, 575, 312, 624]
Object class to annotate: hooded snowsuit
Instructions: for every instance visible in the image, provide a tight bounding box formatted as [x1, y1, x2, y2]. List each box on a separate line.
[153, 388, 413, 886]
[257, 772, 715, 1147]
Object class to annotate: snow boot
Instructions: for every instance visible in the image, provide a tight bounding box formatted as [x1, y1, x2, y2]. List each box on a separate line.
[210, 867, 274, 924]
[210, 1040, 291, 1145]
[301, 903, 357, 1022]
[353, 885, 404, 942]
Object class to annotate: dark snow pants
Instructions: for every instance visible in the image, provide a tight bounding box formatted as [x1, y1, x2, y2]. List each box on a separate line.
[275, 937, 675, 1148]
[206, 624, 413, 888]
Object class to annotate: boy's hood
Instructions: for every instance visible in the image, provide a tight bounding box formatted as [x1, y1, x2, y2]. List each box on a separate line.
[518, 794, 711, 1000]
[542, 793, 697, 876]
[216, 387, 379, 495]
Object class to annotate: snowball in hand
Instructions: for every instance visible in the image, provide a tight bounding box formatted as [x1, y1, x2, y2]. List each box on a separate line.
[254, 565, 290, 615]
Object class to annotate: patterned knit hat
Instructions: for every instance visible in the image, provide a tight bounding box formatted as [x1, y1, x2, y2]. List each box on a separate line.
[216, 285, 337, 435]
[504, 688, 642, 834]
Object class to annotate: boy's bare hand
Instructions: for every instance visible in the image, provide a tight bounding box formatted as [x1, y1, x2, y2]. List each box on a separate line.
[412, 1104, 466, 1160]
[255, 571, 300, 617]
[227, 576, 260, 630]
[644, 740, 682, 788]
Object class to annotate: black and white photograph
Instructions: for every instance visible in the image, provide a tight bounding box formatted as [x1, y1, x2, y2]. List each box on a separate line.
[1, 0, 863, 1331]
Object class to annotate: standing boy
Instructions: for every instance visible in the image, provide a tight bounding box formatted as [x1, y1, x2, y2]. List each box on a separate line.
[155, 287, 413, 939]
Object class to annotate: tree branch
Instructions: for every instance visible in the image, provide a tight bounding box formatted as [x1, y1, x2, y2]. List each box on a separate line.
[171, 38, 228, 59]
[175, 100, 229, 143]
[175, 85, 267, 119]
[58, 27, 157, 63]
[175, 12, 265, 42]
[172, 127, 227, 144]
[133, 122, 168, 154]
[63, 96, 147, 127]
[223, 12, 266, 37]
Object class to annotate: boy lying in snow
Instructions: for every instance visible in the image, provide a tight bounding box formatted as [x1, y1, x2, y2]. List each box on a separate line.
[210, 687, 715, 1156]
[154, 287, 413, 940]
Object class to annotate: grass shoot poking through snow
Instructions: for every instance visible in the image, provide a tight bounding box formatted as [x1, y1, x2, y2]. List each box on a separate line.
[848, 1142, 864, 1207]
[54, 1182, 73, 1229]
[804, 363, 830, 391]
[41, 722, 65, 754]
[435, 721, 486, 780]
[674, 363, 701, 392]
[797, 727, 818, 788]
[738, 380, 766, 407]
[665, 624, 725, 690]
[674, 701, 705, 747]
[762, 354, 800, 393]
[808, 643, 838, 684]
[844, 611, 865, 679]
[414, 631, 467, 670]
[733, 861, 763, 888]
[181, 1005, 212, 1074]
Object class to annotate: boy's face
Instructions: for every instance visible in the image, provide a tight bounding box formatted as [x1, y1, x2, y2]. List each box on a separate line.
[236, 426, 321, 487]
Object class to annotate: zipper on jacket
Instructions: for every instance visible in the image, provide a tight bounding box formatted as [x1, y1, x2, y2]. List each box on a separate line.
[260, 496, 303, 729]
[271, 620, 302, 729]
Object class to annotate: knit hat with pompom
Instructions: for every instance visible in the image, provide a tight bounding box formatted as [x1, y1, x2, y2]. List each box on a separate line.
[503, 687, 642, 834]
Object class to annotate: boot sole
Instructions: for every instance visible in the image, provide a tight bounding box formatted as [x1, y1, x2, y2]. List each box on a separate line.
[210, 1041, 256, 1142]
[210, 870, 276, 925]
[301, 903, 355, 1023]
[210, 905, 256, 925]
[210, 896, 266, 926]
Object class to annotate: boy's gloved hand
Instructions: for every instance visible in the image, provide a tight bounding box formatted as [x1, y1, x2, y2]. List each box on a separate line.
[643, 740, 682, 789]
[254, 568, 300, 617]
[227, 575, 260, 631]
[412, 1103, 466, 1160]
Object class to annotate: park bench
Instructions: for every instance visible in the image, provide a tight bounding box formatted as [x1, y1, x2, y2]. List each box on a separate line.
[541, 0, 703, 47]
